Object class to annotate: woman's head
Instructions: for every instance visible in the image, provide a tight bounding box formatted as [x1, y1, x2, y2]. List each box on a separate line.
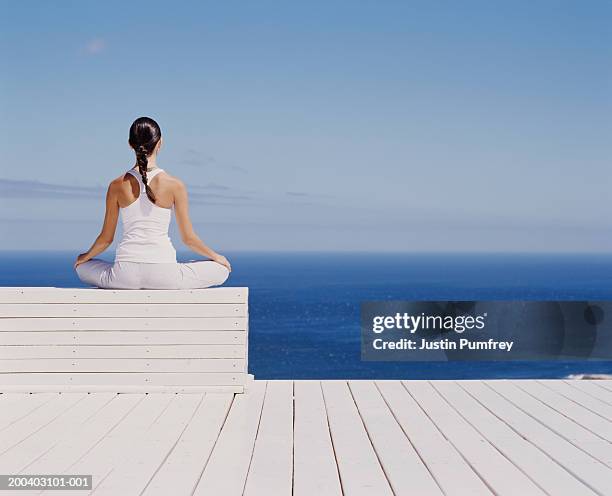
[128, 117, 162, 203]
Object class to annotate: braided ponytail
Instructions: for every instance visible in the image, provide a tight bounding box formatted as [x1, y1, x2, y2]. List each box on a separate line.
[128, 117, 161, 204]
[135, 144, 156, 203]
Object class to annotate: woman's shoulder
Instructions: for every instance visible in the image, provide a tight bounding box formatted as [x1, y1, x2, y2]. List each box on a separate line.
[157, 170, 187, 191]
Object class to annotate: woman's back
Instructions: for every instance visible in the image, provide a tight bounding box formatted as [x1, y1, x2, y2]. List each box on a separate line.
[114, 168, 177, 263]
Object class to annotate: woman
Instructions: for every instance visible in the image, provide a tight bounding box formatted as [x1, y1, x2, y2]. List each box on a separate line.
[75, 117, 231, 289]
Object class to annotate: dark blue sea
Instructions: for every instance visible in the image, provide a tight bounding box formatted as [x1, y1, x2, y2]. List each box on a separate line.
[2, 251, 612, 379]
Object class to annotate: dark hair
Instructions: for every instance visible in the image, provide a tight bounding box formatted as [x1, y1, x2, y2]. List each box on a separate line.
[128, 117, 161, 203]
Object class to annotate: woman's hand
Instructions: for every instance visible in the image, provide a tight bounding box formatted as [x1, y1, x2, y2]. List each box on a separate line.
[212, 253, 232, 272]
[74, 253, 90, 269]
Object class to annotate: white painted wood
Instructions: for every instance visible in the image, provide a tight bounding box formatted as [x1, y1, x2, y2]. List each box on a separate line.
[0, 317, 246, 331]
[0, 372, 245, 386]
[0, 330, 246, 345]
[513, 380, 612, 443]
[349, 380, 442, 495]
[0, 393, 56, 432]
[596, 380, 612, 393]
[321, 380, 393, 496]
[460, 381, 612, 496]
[376, 380, 492, 496]
[93, 394, 203, 495]
[193, 380, 267, 496]
[0, 345, 245, 359]
[143, 393, 234, 496]
[0, 393, 115, 473]
[23, 394, 144, 474]
[404, 380, 546, 496]
[566, 380, 612, 406]
[0, 358, 244, 373]
[541, 380, 612, 420]
[491, 381, 612, 467]
[0, 287, 248, 303]
[244, 380, 293, 496]
[0, 384, 244, 393]
[0, 381, 609, 496]
[0, 303, 245, 318]
[0, 393, 85, 455]
[40, 394, 174, 496]
[293, 381, 343, 496]
[0, 287, 249, 392]
[433, 381, 597, 496]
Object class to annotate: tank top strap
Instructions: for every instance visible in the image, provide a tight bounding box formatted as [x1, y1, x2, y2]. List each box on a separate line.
[126, 168, 164, 193]
[126, 169, 144, 193]
[147, 168, 164, 180]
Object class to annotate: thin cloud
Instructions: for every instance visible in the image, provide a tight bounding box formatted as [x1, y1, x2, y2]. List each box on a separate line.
[0, 178, 252, 205]
[84, 38, 106, 55]
[180, 149, 247, 173]
[286, 191, 333, 199]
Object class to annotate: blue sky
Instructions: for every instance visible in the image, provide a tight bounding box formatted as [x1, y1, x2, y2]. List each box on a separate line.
[1, 1, 611, 252]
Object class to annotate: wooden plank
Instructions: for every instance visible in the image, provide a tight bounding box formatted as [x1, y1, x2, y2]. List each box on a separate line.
[491, 381, 612, 467]
[349, 380, 442, 496]
[0, 384, 244, 393]
[596, 381, 612, 393]
[0, 393, 115, 473]
[23, 394, 143, 474]
[243, 380, 293, 496]
[0, 303, 245, 318]
[0, 358, 244, 373]
[92, 394, 203, 495]
[0, 393, 85, 455]
[39, 394, 174, 495]
[0, 317, 246, 331]
[376, 380, 491, 496]
[143, 393, 234, 496]
[293, 381, 342, 496]
[461, 381, 612, 496]
[0, 393, 56, 431]
[0, 287, 248, 303]
[540, 380, 612, 420]
[404, 380, 546, 496]
[0, 372, 245, 386]
[0, 345, 246, 359]
[433, 381, 597, 496]
[321, 380, 393, 496]
[513, 380, 612, 443]
[193, 381, 267, 496]
[0, 330, 246, 345]
[566, 380, 612, 406]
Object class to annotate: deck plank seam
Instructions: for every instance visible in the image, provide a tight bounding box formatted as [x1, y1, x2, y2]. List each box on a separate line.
[401, 381, 498, 496]
[238, 380, 269, 496]
[346, 381, 396, 495]
[511, 382, 612, 445]
[563, 380, 612, 407]
[536, 381, 611, 421]
[138, 393, 207, 496]
[319, 380, 346, 496]
[373, 381, 446, 496]
[459, 382, 609, 496]
[188, 393, 237, 496]
[486, 382, 612, 469]
[431, 381, 574, 496]
[1, 394, 87, 457]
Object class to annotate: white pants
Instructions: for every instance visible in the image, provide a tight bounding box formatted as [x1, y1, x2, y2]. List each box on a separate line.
[76, 259, 230, 290]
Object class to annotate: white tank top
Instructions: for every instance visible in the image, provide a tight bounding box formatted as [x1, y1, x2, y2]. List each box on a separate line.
[115, 168, 177, 263]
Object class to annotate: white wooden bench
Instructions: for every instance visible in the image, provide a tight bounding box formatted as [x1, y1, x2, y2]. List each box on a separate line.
[0, 287, 249, 393]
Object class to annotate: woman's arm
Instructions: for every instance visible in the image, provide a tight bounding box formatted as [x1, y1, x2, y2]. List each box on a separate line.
[74, 182, 120, 268]
[173, 179, 231, 271]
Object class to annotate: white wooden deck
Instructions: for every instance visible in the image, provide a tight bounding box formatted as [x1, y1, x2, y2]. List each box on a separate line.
[0, 379, 611, 496]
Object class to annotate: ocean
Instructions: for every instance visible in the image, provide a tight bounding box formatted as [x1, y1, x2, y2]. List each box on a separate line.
[2, 251, 612, 379]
